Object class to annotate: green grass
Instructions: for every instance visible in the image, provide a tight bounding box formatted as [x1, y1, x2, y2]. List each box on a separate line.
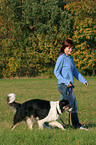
[0, 77, 96, 145]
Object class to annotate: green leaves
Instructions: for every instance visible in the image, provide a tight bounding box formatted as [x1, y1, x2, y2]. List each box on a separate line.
[0, 0, 95, 78]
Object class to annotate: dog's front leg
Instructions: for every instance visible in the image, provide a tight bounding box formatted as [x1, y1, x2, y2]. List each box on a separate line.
[49, 121, 65, 130]
[26, 118, 33, 130]
[37, 120, 44, 129]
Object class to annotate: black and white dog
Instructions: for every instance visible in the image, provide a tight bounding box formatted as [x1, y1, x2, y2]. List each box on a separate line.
[7, 93, 72, 130]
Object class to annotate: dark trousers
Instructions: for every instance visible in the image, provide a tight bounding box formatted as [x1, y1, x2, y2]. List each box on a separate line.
[71, 112, 81, 128]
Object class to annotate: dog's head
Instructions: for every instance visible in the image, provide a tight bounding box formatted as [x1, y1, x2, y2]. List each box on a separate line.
[59, 99, 72, 113]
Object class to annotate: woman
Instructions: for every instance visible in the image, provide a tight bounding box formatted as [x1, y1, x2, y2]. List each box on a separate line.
[54, 39, 88, 130]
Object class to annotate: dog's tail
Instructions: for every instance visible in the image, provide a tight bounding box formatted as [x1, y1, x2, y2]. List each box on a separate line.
[7, 93, 21, 111]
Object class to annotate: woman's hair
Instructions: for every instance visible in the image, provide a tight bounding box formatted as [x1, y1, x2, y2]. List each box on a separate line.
[59, 39, 74, 55]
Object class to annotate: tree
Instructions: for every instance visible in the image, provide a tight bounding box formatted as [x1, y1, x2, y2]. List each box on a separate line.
[0, 0, 73, 77]
[65, 0, 96, 75]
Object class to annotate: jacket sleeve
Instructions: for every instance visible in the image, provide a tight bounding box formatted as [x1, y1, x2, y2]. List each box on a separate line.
[54, 56, 70, 86]
[72, 58, 87, 84]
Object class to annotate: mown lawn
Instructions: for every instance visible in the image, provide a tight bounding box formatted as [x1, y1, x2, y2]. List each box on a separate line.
[0, 77, 96, 145]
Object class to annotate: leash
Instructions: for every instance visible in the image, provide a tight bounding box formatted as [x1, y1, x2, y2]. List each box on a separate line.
[60, 118, 66, 126]
[69, 113, 70, 125]
[59, 81, 74, 127]
[60, 112, 71, 127]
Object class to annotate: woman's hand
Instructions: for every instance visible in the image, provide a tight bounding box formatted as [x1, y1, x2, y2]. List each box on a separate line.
[68, 83, 72, 87]
[85, 82, 88, 87]
[68, 82, 75, 88]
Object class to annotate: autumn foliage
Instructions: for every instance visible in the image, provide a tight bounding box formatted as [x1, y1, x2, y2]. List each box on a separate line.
[0, 0, 96, 78]
[65, 0, 96, 75]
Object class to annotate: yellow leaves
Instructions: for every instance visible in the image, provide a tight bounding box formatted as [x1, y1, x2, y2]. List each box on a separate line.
[29, 25, 35, 29]
[78, 64, 81, 69]
[8, 57, 18, 72]
[92, 64, 95, 67]
[2, 57, 19, 78]
[72, 39, 96, 75]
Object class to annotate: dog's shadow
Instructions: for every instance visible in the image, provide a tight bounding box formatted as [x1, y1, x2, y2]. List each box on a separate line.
[86, 123, 96, 128]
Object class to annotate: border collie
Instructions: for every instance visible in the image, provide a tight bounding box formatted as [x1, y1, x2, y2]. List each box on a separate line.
[7, 93, 72, 130]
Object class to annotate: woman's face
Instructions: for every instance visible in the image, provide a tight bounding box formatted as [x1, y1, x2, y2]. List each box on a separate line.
[64, 47, 73, 55]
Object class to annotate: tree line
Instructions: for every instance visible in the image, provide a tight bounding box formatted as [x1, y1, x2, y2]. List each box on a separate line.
[0, 0, 96, 78]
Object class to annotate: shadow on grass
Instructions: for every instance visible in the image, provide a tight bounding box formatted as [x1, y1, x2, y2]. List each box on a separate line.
[86, 123, 96, 128]
[57, 122, 96, 130]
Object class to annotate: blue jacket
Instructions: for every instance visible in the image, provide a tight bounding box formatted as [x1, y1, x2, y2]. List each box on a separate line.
[54, 53, 87, 86]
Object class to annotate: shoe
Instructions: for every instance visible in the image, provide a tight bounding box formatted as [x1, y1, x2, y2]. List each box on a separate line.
[81, 122, 86, 127]
[79, 126, 88, 131]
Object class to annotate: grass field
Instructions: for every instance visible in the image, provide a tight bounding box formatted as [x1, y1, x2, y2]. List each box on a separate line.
[0, 77, 96, 145]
